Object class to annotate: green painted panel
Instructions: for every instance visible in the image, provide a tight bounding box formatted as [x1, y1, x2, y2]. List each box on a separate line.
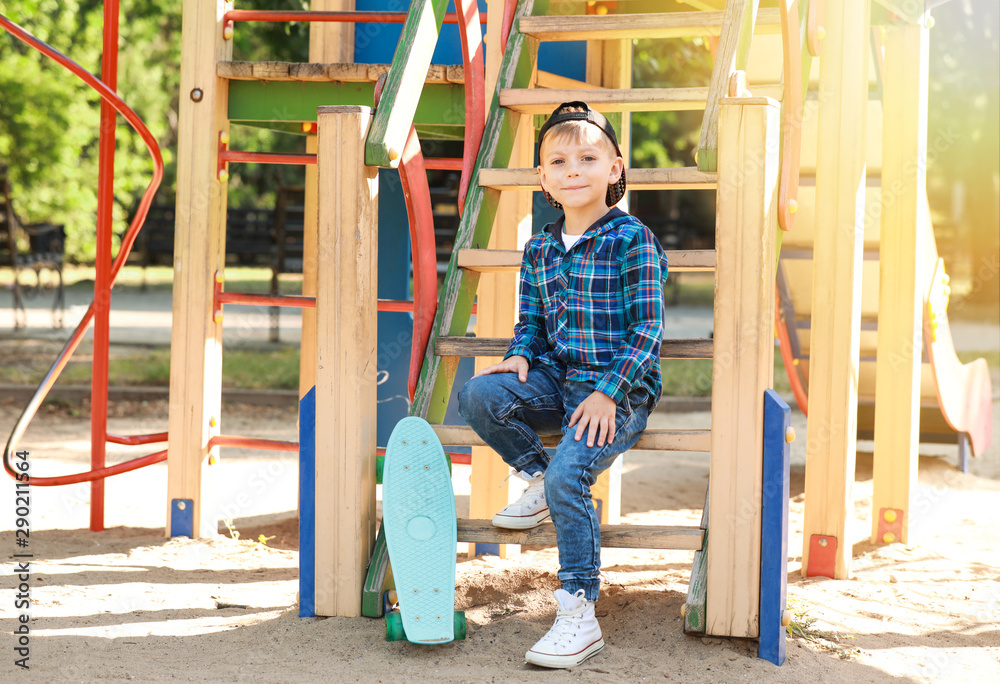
[228, 80, 466, 132]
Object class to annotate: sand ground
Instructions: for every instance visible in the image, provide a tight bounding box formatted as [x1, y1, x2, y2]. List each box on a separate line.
[1, 395, 998, 683]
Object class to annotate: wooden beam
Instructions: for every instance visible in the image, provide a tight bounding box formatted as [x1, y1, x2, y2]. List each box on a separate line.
[478, 166, 718, 191]
[801, 0, 872, 580]
[435, 337, 714, 359]
[366, 0, 450, 166]
[707, 97, 780, 638]
[433, 425, 713, 453]
[457, 248, 717, 273]
[224, 62, 425, 84]
[517, 9, 781, 41]
[457, 520, 705, 551]
[503, 87, 716, 113]
[309, 0, 354, 64]
[167, 0, 232, 539]
[698, 0, 760, 172]
[251, 61, 290, 80]
[501, 84, 783, 114]
[535, 69, 599, 90]
[314, 105, 378, 617]
[871, 20, 928, 546]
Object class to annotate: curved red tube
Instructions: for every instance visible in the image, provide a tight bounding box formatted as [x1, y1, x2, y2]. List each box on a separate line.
[25, 451, 168, 488]
[500, 0, 519, 54]
[1, 13, 165, 486]
[775, 287, 808, 416]
[398, 127, 440, 401]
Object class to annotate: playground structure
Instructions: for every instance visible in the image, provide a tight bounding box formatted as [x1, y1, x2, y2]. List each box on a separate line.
[1, 0, 993, 667]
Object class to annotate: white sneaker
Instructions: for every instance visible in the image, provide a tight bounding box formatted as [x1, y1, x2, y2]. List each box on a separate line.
[492, 471, 549, 530]
[525, 589, 605, 669]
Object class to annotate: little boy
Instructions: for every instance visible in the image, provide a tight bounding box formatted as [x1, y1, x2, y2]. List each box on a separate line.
[458, 102, 668, 669]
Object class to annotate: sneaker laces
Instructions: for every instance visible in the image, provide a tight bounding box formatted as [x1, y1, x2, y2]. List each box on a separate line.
[538, 590, 588, 648]
[520, 477, 545, 505]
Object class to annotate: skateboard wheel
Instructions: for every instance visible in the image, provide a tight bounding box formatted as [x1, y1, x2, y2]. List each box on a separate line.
[454, 611, 467, 640]
[385, 611, 406, 642]
[387, 589, 398, 605]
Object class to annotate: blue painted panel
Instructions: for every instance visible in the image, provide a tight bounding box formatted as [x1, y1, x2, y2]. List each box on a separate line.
[169, 499, 194, 538]
[759, 389, 790, 666]
[377, 168, 415, 447]
[298, 387, 317, 617]
[355, 1, 487, 66]
[538, 41, 587, 83]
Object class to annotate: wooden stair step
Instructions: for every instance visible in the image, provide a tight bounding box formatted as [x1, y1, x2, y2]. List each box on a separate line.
[479, 167, 717, 191]
[435, 337, 713, 359]
[457, 519, 704, 551]
[517, 9, 781, 41]
[458, 248, 716, 273]
[434, 425, 712, 452]
[217, 61, 464, 84]
[500, 85, 784, 114]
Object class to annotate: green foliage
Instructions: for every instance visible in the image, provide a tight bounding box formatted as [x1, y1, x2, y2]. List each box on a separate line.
[630, 38, 713, 170]
[925, 1, 999, 304]
[0, 0, 182, 262]
[0, 0, 308, 262]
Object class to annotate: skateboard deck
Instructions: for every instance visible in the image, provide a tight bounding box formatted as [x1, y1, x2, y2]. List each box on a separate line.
[381, 417, 460, 644]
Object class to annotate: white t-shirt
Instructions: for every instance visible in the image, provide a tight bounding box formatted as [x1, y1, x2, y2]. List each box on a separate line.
[562, 231, 584, 251]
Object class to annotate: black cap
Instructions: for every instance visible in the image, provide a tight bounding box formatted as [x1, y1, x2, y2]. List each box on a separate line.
[537, 101, 626, 208]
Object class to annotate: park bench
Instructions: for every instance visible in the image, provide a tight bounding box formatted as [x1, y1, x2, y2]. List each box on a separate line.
[129, 189, 306, 340]
[2, 173, 66, 329]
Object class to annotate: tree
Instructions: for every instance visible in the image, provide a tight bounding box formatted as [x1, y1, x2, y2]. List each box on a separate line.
[0, 0, 309, 262]
[926, 0, 999, 306]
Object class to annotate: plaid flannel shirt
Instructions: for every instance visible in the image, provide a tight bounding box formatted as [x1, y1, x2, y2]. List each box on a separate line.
[504, 208, 669, 407]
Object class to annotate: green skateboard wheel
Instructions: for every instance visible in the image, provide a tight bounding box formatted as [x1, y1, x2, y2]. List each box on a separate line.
[385, 611, 406, 642]
[454, 611, 467, 640]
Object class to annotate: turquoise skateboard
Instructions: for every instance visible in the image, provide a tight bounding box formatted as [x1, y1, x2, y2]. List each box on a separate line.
[381, 417, 466, 644]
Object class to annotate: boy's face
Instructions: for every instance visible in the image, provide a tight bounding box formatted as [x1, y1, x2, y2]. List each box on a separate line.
[537, 127, 624, 214]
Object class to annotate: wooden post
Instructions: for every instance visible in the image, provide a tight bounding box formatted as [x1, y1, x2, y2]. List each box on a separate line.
[309, 0, 354, 63]
[707, 97, 780, 638]
[300, 1, 355, 399]
[167, 0, 232, 538]
[313, 105, 379, 616]
[871, 20, 928, 545]
[801, 0, 871, 579]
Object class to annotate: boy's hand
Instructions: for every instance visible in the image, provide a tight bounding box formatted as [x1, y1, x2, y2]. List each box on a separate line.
[569, 390, 617, 447]
[474, 355, 529, 382]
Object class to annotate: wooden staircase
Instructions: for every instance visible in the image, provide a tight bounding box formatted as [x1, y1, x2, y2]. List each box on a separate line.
[405, 0, 790, 640]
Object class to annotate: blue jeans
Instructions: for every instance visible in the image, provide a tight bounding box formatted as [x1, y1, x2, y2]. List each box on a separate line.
[457, 363, 650, 601]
